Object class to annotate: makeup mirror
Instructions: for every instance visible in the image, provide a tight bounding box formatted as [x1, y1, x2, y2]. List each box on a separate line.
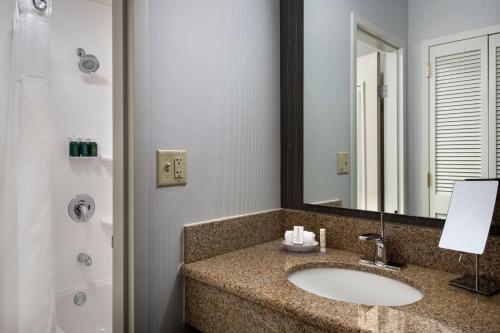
[439, 180, 498, 254]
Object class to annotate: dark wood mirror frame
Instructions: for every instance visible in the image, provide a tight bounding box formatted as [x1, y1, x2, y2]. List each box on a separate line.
[279, 0, 500, 235]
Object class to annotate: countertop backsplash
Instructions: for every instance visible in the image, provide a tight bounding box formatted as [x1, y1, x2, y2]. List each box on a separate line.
[184, 209, 500, 279]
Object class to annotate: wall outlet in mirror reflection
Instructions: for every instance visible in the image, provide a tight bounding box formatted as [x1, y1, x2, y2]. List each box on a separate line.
[336, 152, 349, 174]
[439, 180, 498, 255]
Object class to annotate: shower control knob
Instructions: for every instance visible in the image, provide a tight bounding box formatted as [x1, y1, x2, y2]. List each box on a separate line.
[68, 194, 95, 223]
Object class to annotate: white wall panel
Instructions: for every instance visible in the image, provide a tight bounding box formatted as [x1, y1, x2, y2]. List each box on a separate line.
[50, 0, 113, 292]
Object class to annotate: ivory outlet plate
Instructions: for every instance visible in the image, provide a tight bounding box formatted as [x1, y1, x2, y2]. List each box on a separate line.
[337, 152, 349, 174]
[157, 150, 187, 187]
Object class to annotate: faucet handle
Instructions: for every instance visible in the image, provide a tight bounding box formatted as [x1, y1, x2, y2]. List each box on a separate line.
[78, 202, 90, 222]
[380, 213, 385, 238]
[359, 233, 383, 241]
[78, 203, 89, 222]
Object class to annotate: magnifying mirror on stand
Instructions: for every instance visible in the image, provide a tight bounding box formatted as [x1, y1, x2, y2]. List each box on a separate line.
[439, 180, 500, 295]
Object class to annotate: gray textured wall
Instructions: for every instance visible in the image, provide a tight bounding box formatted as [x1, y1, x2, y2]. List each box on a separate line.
[407, 0, 500, 216]
[148, 0, 281, 331]
[303, 0, 408, 206]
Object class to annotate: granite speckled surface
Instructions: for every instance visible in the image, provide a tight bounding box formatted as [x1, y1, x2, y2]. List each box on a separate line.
[184, 209, 282, 264]
[185, 209, 500, 278]
[186, 277, 328, 333]
[282, 209, 500, 279]
[182, 240, 500, 333]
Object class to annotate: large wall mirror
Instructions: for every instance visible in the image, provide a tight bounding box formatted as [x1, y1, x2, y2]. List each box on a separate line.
[302, 0, 500, 219]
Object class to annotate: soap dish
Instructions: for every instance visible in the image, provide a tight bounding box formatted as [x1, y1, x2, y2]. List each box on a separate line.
[282, 240, 319, 253]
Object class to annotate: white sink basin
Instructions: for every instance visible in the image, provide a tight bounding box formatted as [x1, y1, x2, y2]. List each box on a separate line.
[288, 267, 423, 306]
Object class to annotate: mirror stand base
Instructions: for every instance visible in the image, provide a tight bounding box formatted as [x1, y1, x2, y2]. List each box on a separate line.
[449, 275, 500, 296]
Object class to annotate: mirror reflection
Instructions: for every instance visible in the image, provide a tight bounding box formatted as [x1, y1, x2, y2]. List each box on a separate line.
[303, 0, 500, 218]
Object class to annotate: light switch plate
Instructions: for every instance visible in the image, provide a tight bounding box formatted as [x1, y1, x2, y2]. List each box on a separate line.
[157, 150, 187, 187]
[337, 152, 349, 174]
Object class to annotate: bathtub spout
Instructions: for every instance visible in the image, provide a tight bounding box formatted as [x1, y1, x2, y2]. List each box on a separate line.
[77, 253, 93, 266]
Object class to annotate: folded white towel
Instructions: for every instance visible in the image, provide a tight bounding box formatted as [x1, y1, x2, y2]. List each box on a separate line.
[284, 230, 316, 245]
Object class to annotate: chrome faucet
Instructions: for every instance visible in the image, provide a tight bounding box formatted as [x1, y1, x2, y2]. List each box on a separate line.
[358, 214, 404, 270]
[77, 252, 93, 266]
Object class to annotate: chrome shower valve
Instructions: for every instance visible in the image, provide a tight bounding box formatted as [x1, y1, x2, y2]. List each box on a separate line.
[68, 194, 95, 223]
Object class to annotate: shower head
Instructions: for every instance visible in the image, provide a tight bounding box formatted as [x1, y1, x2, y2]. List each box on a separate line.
[76, 48, 100, 74]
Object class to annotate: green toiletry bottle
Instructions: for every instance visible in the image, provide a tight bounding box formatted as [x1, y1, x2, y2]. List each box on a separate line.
[69, 136, 80, 157]
[89, 139, 98, 157]
[80, 138, 90, 157]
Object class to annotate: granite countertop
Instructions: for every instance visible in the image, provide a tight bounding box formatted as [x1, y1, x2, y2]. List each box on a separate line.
[181, 240, 500, 333]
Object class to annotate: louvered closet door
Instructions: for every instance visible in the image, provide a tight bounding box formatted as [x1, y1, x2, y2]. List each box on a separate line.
[489, 34, 500, 178]
[429, 36, 489, 218]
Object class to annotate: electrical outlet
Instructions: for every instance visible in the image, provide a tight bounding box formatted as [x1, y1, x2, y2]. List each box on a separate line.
[174, 155, 184, 179]
[157, 150, 187, 186]
[337, 152, 349, 174]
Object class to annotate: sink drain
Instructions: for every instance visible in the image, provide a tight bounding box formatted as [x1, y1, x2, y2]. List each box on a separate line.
[74, 291, 87, 306]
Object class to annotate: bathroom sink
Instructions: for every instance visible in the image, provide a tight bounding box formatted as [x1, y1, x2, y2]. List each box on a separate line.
[288, 268, 423, 306]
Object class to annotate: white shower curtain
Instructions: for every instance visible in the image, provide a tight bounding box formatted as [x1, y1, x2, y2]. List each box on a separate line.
[0, 1, 55, 332]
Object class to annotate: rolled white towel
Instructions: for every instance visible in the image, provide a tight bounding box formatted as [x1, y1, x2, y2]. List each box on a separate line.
[284, 230, 316, 245]
[304, 231, 316, 245]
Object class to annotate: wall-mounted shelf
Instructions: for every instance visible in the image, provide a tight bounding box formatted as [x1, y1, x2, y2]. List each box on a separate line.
[69, 156, 99, 159]
[69, 155, 113, 162]
[100, 217, 112, 226]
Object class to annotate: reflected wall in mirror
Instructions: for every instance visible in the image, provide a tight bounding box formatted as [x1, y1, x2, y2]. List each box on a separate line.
[303, 0, 500, 219]
[354, 23, 404, 214]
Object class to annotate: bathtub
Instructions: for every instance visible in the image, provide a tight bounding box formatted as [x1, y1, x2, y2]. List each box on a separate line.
[55, 279, 112, 333]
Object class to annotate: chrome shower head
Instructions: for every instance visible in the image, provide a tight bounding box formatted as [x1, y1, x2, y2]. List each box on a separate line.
[76, 48, 100, 74]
